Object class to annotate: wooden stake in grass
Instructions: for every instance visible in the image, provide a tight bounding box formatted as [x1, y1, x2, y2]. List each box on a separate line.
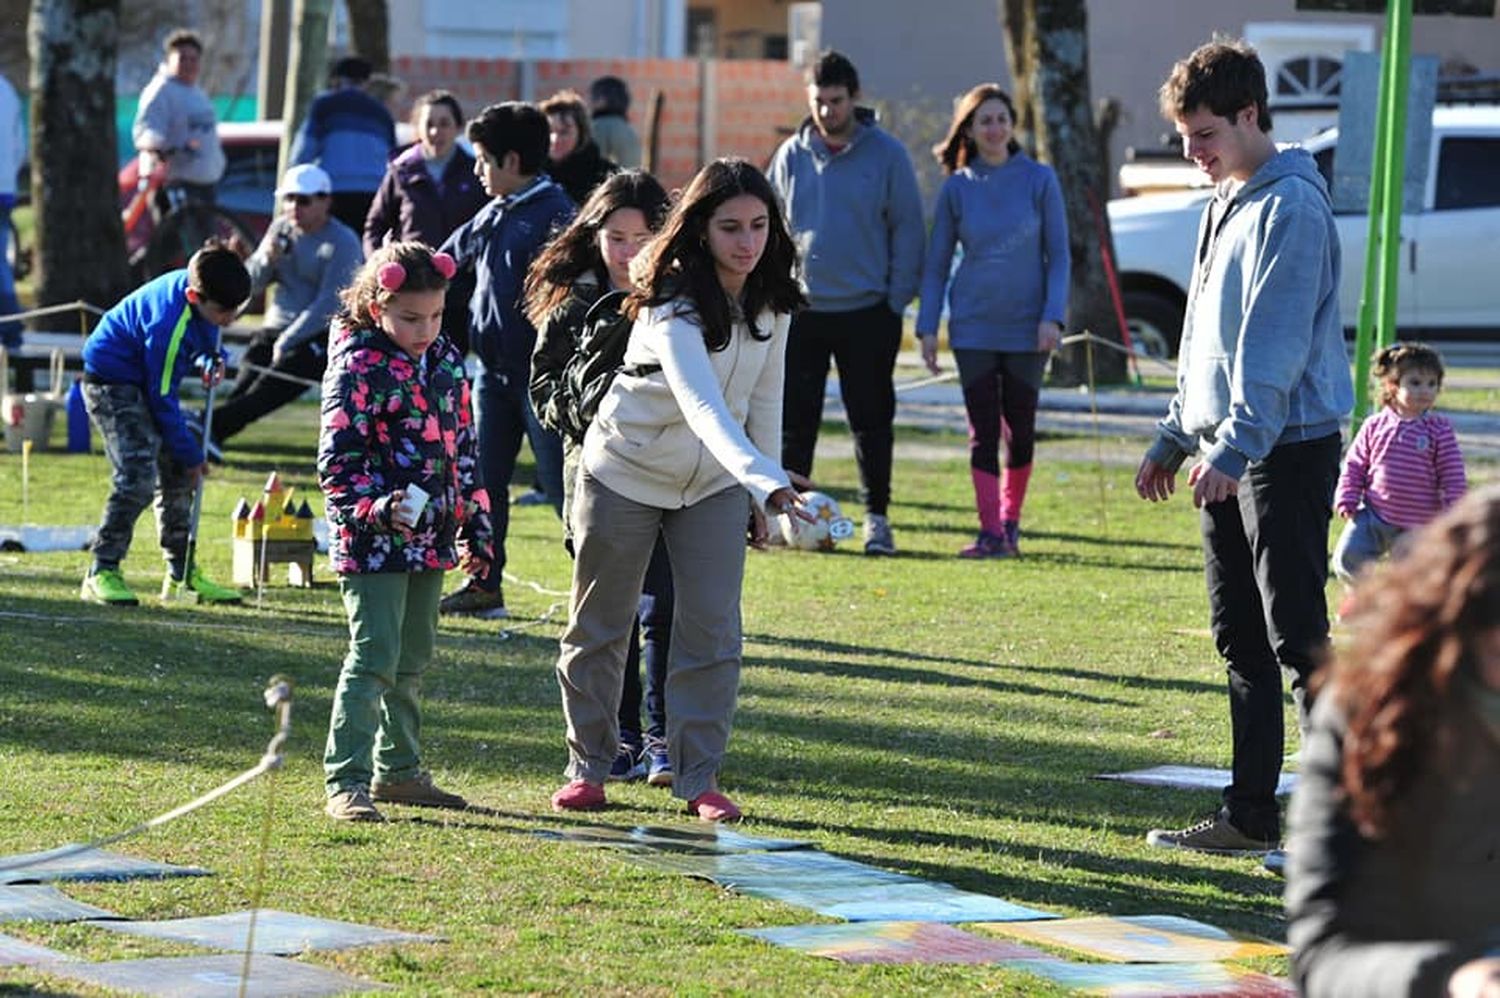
[21, 438, 31, 523]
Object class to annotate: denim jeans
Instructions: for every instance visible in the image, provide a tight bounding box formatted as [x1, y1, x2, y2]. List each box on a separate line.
[1330, 506, 1405, 584]
[473, 360, 564, 586]
[619, 535, 674, 744]
[0, 200, 22, 349]
[1200, 432, 1340, 839]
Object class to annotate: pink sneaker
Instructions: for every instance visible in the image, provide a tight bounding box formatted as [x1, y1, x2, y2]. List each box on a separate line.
[958, 530, 1012, 559]
[551, 779, 606, 812]
[688, 790, 742, 823]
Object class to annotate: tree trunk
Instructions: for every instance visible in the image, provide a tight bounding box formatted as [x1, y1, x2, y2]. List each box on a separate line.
[1001, 0, 1126, 384]
[28, 0, 132, 312]
[344, 0, 389, 72]
[279, 0, 333, 175]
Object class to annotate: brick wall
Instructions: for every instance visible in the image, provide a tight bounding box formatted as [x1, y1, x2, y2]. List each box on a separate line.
[391, 56, 807, 192]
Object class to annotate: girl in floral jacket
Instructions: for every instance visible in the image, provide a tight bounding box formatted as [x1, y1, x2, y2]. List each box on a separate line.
[317, 241, 493, 822]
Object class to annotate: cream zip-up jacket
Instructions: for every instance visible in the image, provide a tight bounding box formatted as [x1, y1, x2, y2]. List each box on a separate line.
[581, 301, 791, 510]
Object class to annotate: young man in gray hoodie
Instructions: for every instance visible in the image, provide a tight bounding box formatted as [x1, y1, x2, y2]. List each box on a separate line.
[768, 50, 925, 555]
[1135, 39, 1353, 854]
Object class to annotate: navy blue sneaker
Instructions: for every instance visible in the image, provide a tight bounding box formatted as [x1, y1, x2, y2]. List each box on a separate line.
[646, 745, 672, 787]
[608, 741, 646, 782]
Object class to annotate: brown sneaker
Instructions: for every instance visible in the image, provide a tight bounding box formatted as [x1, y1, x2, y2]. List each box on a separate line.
[1145, 813, 1277, 855]
[326, 785, 384, 822]
[438, 581, 508, 619]
[371, 771, 469, 810]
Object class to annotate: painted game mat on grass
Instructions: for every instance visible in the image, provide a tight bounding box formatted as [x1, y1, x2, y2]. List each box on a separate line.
[630, 849, 1058, 923]
[0, 931, 77, 967]
[45, 953, 387, 996]
[0, 883, 120, 922]
[998, 958, 1293, 996]
[94, 908, 441, 955]
[984, 914, 1287, 963]
[741, 920, 1049, 964]
[535, 823, 812, 854]
[0, 845, 210, 885]
[1094, 765, 1298, 796]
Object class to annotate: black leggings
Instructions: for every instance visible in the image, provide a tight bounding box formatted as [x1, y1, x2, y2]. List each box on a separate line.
[954, 349, 1045, 475]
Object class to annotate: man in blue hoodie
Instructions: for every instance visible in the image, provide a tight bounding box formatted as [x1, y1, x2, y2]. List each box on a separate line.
[437, 102, 574, 619]
[80, 243, 250, 607]
[768, 50, 925, 556]
[290, 56, 395, 234]
[1136, 40, 1354, 854]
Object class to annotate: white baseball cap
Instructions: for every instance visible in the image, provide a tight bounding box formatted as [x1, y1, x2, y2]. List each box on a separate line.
[276, 164, 332, 197]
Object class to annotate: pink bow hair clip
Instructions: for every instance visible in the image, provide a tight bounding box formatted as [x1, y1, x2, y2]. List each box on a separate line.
[432, 252, 457, 280]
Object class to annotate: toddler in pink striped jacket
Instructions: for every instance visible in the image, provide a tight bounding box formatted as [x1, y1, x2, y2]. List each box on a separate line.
[1332, 343, 1467, 585]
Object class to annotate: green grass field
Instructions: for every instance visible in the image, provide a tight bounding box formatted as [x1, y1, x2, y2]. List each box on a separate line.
[0, 402, 1491, 995]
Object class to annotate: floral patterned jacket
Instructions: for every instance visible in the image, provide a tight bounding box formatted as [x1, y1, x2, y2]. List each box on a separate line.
[317, 321, 493, 575]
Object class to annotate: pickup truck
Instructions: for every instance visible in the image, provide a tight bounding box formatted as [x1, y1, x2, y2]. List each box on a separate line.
[1107, 104, 1500, 358]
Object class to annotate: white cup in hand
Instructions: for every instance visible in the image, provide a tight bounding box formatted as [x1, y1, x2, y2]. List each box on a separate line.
[394, 483, 429, 527]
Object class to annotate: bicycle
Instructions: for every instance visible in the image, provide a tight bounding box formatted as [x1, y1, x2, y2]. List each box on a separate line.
[121, 155, 254, 282]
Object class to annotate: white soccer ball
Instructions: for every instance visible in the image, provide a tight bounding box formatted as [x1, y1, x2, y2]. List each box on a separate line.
[776, 490, 855, 551]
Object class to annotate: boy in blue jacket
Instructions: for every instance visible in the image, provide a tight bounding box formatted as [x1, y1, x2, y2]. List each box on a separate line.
[80, 242, 251, 606]
[437, 101, 574, 619]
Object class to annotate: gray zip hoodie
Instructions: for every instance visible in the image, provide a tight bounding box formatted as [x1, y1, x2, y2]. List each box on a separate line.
[767, 108, 925, 314]
[1147, 146, 1353, 479]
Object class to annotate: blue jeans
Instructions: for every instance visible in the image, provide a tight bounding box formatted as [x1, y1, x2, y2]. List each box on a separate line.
[1330, 506, 1405, 584]
[473, 360, 563, 587]
[0, 201, 22, 349]
[619, 535, 674, 744]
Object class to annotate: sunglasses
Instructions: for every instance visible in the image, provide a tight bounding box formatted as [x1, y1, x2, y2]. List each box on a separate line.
[282, 193, 323, 205]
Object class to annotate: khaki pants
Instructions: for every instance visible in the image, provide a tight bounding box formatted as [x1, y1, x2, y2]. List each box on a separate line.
[558, 472, 747, 801]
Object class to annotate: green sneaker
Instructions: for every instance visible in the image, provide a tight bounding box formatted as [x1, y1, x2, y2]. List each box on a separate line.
[81, 569, 139, 606]
[162, 565, 244, 604]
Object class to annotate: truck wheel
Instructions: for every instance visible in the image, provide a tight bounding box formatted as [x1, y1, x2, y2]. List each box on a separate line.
[1123, 290, 1184, 360]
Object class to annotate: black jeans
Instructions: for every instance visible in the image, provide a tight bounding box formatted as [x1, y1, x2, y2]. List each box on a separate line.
[1200, 432, 1340, 838]
[781, 303, 902, 515]
[214, 328, 327, 442]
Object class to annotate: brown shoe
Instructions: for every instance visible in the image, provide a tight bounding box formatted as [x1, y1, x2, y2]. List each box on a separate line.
[371, 771, 469, 810]
[326, 785, 384, 822]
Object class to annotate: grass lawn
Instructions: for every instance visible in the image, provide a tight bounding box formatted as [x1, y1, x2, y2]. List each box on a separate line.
[4, 400, 1486, 995]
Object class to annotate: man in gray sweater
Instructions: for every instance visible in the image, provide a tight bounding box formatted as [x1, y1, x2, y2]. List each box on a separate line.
[768, 50, 925, 555]
[132, 29, 225, 205]
[214, 164, 362, 445]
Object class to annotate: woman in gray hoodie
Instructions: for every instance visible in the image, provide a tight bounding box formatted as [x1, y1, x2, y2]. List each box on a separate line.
[548, 158, 808, 823]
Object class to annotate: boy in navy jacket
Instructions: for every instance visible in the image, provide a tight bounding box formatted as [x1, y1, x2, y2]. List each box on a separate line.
[80, 243, 250, 606]
[438, 102, 574, 618]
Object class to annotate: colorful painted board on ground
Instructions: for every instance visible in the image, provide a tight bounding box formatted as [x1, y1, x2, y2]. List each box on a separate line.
[1094, 765, 1298, 796]
[0, 845, 210, 885]
[998, 958, 1295, 996]
[95, 908, 440, 955]
[46, 953, 388, 996]
[985, 914, 1287, 963]
[0, 884, 119, 923]
[741, 920, 1050, 964]
[535, 824, 812, 854]
[0, 931, 76, 966]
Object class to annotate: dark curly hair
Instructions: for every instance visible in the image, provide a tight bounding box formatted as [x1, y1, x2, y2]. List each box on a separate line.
[1372, 341, 1445, 409]
[1325, 485, 1500, 839]
[625, 158, 805, 351]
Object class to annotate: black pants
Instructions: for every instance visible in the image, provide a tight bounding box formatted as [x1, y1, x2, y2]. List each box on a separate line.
[1201, 432, 1340, 839]
[781, 303, 901, 515]
[331, 191, 377, 236]
[214, 328, 327, 442]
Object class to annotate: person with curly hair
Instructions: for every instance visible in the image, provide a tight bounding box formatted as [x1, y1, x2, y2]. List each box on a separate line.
[1286, 485, 1500, 998]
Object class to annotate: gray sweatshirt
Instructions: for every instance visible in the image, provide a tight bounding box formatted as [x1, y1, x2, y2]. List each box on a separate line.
[246, 217, 363, 353]
[1146, 147, 1353, 479]
[767, 109, 925, 314]
[132, 69, 225, 187]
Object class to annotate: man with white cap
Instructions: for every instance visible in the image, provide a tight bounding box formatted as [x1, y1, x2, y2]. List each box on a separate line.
[214, 164, 362, 445]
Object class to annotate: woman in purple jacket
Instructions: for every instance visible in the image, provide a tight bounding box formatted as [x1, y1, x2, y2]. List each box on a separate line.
[364, 90, 488, 353]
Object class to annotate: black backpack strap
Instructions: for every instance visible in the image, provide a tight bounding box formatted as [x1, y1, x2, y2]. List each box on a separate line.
[583, 288, 630, 326]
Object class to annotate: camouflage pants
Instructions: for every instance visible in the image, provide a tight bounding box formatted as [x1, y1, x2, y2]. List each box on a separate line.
[84, 383, 195, 569]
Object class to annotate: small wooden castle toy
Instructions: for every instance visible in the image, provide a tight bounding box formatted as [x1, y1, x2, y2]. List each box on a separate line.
[232, 471, 317, 587]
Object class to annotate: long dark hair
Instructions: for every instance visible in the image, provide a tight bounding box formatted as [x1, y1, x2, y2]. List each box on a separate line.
[625, 158, 805, 351]
[523, 170, 669, 327]
[933, 84, 1022, 175]
[1326, 485, 1500, 839]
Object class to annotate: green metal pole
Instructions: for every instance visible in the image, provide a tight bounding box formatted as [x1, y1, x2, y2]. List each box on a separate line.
[1350, 0, 1403, 429]
[1376, 1, 1412, 354]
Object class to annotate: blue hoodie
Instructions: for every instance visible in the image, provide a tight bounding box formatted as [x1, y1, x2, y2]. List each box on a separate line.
[1147, 147, 1354, 479]
[768, 109, 925, 314]
[82, 271, 226, 467]
[290, 86, 395, 195]
[440, 176, 574, 379]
